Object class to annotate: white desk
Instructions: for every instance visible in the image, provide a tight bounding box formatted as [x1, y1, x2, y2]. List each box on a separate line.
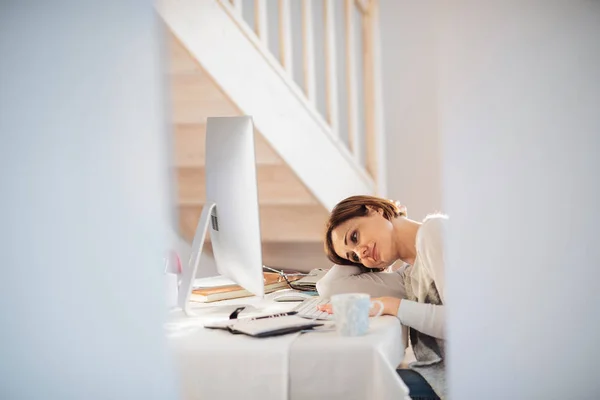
[165, 296, 410, 400]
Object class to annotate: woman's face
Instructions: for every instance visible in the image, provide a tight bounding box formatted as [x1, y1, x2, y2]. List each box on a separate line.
[330, 207, 397, 269]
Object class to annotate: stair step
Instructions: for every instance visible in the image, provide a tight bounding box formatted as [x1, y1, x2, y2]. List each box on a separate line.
[173, 123, 283, 167]
[260, 242, 333, 272]
[168, 31, 202, 74]
[179, 204, 329, 243]
[177, 165, 318, 206]
[169, 72, 239, 124]
[199, 242, 332, 273]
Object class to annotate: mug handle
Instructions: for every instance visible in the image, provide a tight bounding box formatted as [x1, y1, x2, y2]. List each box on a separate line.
[370, 300, 385, 318]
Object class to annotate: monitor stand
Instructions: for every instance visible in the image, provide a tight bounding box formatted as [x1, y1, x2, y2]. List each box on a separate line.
[178, 202, 217, 316]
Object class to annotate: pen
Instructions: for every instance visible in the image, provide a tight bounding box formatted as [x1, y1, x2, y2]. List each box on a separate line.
[249, 311, 298, 321]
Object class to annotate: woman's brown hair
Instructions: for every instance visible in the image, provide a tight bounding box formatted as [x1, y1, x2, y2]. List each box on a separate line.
[324, 195, 406, 269]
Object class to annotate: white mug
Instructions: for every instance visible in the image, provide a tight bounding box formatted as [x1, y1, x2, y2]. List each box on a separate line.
[330, 293, 384, 337]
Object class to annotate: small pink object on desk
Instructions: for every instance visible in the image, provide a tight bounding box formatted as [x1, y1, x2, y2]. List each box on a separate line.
[164, 250, 182, 308]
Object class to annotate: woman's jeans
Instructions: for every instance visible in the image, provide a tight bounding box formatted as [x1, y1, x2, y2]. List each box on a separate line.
[396, 369, 440, 400]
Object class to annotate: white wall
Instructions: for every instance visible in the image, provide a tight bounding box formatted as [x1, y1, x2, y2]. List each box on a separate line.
[439, 1, 600, 399]
[379, 0, 443, 220]
[0, 2, 179, 399]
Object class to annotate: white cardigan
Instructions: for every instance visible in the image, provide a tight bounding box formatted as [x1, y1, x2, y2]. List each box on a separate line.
[317, 215, 448, 342]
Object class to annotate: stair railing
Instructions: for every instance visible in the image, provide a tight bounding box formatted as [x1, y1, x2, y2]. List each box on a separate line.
[218, 0, 385, 193]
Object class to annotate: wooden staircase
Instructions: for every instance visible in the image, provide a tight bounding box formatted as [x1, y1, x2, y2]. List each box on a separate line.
[168, 33, 332, 271]
[160, 0, 386, 272]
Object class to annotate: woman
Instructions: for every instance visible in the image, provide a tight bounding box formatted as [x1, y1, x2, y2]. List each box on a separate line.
[316, 195, 447, 400]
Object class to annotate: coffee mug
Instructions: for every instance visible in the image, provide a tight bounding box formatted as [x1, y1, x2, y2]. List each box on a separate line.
[330, 293, 384, 337]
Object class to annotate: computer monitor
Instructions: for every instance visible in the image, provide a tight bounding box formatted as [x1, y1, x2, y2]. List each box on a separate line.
[178, 116, 264, 315]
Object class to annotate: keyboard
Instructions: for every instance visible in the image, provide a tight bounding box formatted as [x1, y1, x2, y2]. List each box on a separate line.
[292, 297, 333, 321]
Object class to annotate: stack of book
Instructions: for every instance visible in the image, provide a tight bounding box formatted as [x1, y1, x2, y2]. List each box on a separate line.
[190, 272, 301, 303]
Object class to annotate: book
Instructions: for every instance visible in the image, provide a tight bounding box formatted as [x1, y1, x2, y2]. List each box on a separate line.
[204, 312, 324, 337]
[190, 272, 301, 303]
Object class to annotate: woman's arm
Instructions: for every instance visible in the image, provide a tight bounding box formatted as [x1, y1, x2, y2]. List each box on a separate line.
[317, 294, 445, 339]
[316, 264, 409, 299]
[383, 215, 447, 339]
[379, 297, 446, 340]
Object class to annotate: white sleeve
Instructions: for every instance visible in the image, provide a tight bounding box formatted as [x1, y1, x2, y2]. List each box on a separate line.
[396, 300, 446, 339]
[316, 265, 408, 299]
[419, 216, 447, 302]
[395, 216, 448, 339]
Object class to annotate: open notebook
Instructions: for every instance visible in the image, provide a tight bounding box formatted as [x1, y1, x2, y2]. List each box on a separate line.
[204, 314, 324, 338]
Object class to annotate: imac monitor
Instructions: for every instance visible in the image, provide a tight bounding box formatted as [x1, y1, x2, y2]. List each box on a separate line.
[178, 116, 264, 315]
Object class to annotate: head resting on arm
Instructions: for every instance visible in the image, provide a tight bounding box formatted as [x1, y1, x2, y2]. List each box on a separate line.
[324, 195, 407, 272]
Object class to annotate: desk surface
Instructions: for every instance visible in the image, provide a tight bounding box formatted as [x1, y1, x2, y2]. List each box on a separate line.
[165, 296, 410, 400]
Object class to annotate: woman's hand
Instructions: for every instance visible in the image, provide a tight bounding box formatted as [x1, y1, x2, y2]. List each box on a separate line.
[378, 296, 402, 316]
[317, 296, 402, 317]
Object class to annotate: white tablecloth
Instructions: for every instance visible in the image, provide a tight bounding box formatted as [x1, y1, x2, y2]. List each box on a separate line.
[165, 297, 410, 400]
